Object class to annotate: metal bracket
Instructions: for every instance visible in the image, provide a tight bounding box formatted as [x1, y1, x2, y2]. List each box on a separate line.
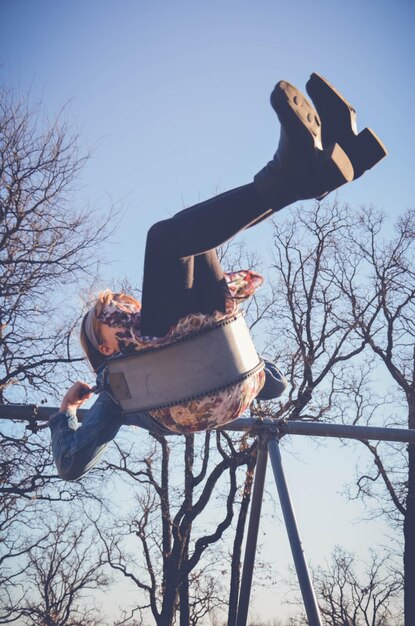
[26, 405, 40, 434]
[247, 416, 287, 443]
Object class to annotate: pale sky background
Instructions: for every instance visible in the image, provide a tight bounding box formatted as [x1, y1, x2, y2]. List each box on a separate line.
[1, 0, 414, 623]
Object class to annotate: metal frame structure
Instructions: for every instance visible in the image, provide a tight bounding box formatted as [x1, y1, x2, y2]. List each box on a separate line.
[225, 418, 415, 626]
[2, 405, 415, 626]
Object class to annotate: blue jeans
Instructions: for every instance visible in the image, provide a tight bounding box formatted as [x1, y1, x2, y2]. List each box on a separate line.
[48, 391, 179, 481]
[49, 362, 287, 481]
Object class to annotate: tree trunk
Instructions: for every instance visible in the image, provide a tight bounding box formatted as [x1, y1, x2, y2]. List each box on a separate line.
[160, 562, 180, 626]
[404, 394, 415, 626]
[180, 541, 190, 626]
[228, 452, 256, 626]
[179, 574, 190, 626]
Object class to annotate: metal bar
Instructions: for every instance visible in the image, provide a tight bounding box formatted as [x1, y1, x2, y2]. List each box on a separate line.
[223, 418, 415, 443]
[236, 440, 268, 626]
[268, 437, 323, 626]
[0, 405, 87, 421]
[2, 405, 415, 444]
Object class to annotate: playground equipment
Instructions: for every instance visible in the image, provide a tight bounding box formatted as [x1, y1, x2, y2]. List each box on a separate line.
[1, 402, 414, 626]
[224, 417, 415, 626]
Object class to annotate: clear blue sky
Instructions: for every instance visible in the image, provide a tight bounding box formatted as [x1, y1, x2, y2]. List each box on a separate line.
[1, 0, 413, 621]
[1, 0, 414, 286]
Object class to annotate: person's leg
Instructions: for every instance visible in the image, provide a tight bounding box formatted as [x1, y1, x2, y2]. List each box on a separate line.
[191, 249, 227, 315]
[140, 183, 266, 337]
[140, 251, 227, 337]
[140, 79, 355, 337]
[147, 184, 269, 260]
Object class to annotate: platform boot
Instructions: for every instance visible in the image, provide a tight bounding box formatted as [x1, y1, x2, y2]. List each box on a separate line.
[254, 80, 354, 210]
[306, 72, 387, 181]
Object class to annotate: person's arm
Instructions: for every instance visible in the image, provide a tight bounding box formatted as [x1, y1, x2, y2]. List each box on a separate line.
[49, 381, 122, 481]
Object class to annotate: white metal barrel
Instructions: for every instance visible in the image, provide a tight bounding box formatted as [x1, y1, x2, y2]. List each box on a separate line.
[103, 313, 264, 413]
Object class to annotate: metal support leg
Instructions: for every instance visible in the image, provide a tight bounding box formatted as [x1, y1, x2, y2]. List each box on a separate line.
[236, 439, 268, 626]
[268, 437, 323, 626]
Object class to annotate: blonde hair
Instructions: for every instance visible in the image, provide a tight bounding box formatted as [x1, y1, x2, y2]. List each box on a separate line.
[80, 290, 140, 371]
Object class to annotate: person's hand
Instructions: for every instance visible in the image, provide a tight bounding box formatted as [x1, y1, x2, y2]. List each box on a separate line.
[60, 381, 94, 413]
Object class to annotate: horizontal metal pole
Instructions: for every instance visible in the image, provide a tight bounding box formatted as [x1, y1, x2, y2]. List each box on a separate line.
[222, 418, 415, 443]
[1, 405, 415, 443]
[0, 405, 87, 421]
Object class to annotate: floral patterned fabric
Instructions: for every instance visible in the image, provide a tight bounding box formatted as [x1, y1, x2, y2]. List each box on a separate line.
[98, 271, 265, 434]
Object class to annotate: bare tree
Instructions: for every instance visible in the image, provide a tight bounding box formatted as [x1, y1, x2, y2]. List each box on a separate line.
[0, 427, 108, 622]
[258, 203, 414, 624]
[95, 431, 260, 626]
[264, 201, 367, 426]
[288, 546, 402, 626]
[0, 87, 114, 622]
[328, 207, 415, 625]
[0, 493, 48, 623]
[186, 565, 227, 626]
[0, 86, 114, 402]
[0, 515, 111, 626]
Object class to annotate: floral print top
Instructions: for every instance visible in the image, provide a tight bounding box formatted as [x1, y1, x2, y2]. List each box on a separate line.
[98, 271, 265, 434]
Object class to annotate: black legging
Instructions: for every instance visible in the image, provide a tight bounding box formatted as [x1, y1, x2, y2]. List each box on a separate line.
[140, 182, 278, 337]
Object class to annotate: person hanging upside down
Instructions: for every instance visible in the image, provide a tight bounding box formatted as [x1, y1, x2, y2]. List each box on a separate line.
[49, 74, 387, 480]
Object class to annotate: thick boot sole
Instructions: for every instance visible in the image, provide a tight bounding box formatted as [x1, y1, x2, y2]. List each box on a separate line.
[271, 80, 323, 153]
[306, 73, 387, 179]
[271, 81, 354, 198]
[316, 142, 354, 197]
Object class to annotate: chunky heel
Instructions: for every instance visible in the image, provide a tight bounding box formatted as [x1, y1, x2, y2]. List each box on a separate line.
[315, 143, 354, 198]
[351, 128, 388, 178]
[306, 73, 387, 180]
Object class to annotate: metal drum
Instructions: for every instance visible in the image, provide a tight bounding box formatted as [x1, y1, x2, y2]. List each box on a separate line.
[102, 312, 264, 413]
